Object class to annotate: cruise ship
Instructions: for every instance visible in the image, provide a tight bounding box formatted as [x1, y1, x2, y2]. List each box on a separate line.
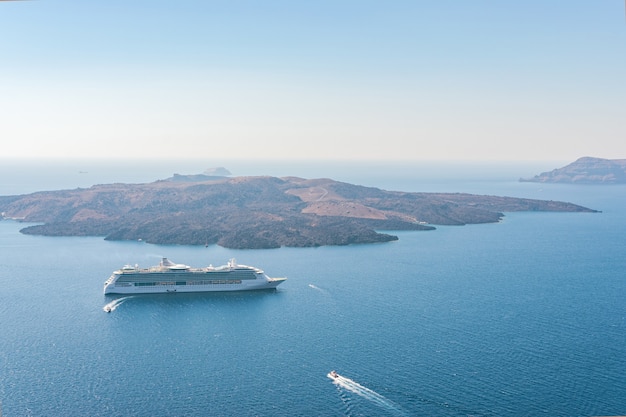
[104, 258, 286, 294]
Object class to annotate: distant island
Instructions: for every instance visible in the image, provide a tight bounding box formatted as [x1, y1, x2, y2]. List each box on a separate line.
[0, 174, 597, 249]
[520, 157, 626, 184]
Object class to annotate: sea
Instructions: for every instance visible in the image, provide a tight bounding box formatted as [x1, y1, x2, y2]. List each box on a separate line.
[1, 159, 625, 417]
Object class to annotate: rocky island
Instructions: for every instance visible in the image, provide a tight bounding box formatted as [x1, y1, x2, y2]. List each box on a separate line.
[521, 157, 626, 184]
[0, 174, 597, 249]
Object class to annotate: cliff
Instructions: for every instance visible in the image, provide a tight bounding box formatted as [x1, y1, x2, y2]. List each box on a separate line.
[520, 157, 626, 184]
[0, 175, 597, 249]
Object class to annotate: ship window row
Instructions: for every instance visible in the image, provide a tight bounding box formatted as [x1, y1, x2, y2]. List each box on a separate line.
[120, 273, 255, 281]
[188, 280, 242, 285]
[134, 281, 176, 286]
[131, 280, 242, 287]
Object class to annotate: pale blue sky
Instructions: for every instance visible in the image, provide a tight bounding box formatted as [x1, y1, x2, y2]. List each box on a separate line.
[1, 0, 624, 161]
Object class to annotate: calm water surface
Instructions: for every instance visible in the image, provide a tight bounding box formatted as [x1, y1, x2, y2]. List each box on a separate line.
[1, 160, 625, 416]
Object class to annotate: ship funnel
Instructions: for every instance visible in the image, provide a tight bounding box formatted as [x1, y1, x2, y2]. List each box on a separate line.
[160, 258, 176, 267]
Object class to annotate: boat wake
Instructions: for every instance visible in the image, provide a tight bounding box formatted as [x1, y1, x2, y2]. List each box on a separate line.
[103, 296, 133, 313]
[328, 371, 408, 416]
[309, 284, 336, 298]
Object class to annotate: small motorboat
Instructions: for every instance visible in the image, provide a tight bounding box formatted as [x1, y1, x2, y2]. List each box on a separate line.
[328, 370, 339, 379]
[104, 305, 112, 313]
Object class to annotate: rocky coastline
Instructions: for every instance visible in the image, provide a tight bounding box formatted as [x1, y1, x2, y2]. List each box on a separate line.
[0, 174, 598, 249]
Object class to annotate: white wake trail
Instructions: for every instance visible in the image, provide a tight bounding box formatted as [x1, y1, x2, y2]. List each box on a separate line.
[308, 284, 330, 294]
[103, 296, 133, 312]
[328, 372, 408, 415]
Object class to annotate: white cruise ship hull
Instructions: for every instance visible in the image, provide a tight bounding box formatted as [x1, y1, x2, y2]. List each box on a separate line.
[103, 258, 286, 295]
[104, 279, 285, 294]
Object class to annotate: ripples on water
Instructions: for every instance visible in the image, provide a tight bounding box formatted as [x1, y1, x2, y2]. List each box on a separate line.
[1, 162, 626, 416]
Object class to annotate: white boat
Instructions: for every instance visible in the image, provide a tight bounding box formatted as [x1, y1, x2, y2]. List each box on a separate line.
[104, 258, 286, 295]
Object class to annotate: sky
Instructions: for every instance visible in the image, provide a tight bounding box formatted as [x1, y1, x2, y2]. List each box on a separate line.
[1, 0, 625, 161]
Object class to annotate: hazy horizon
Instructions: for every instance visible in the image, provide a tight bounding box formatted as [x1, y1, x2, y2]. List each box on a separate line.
[1, 1, 625, 161]
[0, 157, 580, 195]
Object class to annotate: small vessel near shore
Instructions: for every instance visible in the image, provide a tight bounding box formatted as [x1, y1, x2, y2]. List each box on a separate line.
[104, 258, 286, 295]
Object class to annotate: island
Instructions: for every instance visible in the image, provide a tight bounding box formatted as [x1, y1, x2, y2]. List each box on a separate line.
[0, 174, 597, 249]
[520, 157, 626, 184]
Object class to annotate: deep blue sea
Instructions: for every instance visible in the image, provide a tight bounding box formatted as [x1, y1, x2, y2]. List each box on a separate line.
[1, 159, 625, 416]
